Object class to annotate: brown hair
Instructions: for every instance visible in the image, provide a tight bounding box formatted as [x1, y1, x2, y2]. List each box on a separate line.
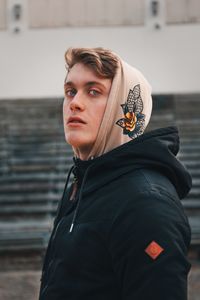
[65, 47, 119, 79]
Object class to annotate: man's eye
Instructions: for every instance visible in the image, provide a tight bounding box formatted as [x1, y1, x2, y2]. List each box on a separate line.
[89, 90, 100, 96]
[65, 89, 76, 97]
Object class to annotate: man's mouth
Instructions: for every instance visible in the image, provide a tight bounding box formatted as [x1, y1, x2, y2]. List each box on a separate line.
[67, 117, 86, 124]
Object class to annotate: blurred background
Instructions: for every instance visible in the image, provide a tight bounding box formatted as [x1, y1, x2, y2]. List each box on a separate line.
[0, 0, 200, 299]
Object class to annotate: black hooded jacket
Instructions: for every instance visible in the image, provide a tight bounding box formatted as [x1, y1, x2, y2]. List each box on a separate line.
[39, 127, 192, 300]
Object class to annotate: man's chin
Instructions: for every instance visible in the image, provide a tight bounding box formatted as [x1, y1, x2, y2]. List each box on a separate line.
[66, 136, 91, 149]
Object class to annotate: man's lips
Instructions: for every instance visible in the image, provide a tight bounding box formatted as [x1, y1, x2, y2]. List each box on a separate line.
[67, 116, 86, 125]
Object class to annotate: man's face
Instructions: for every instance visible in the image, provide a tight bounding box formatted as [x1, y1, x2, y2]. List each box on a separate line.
[63, 63, 112, 160]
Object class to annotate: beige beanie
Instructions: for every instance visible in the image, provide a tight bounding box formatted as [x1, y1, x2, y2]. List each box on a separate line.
[82, 56, 153, 159]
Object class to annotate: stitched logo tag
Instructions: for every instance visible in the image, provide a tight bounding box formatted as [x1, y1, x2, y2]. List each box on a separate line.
[145, 241, 164, 260]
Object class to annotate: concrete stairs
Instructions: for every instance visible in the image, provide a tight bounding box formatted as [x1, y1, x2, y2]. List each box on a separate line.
[0, 95, 200, 262]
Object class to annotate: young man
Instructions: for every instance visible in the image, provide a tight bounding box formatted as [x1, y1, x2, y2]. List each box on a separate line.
[39, 48, 192, 300]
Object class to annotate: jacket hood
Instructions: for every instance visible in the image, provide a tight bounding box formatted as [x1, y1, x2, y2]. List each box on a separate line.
[74, 126, 192, 200]
[73, 57, 152, 160]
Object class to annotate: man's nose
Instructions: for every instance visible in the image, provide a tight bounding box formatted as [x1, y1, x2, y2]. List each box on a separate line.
[70, 92, 85, 111]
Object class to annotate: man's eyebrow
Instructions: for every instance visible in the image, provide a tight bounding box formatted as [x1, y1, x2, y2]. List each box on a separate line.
[85, 81, 103, 86]
[64, 81, 106, 89]
[64, 81, 73, 87]
[86, 81, 108, 90]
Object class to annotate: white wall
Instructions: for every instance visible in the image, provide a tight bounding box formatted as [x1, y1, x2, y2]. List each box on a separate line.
[0, 1, 200, 99]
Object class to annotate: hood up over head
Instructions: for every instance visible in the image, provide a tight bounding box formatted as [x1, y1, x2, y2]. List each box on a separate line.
[73, 55, 153, 159]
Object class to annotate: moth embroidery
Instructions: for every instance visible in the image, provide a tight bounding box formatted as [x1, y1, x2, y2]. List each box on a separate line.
[116, 84, 145, 139]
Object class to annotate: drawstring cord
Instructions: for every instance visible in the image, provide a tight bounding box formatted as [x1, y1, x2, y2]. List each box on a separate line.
[53, 165, 75, 228]
[40, 164, 75, 287]
[69, 165, 92, 233]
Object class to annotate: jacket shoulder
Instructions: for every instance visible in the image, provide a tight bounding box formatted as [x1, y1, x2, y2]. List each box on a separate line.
[110, 168, 190, 232]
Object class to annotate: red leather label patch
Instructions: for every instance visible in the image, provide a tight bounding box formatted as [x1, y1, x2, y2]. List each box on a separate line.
[145, 241, 164, 260]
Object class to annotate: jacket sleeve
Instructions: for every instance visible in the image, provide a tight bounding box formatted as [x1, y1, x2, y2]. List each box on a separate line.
[108, 190, 191, 300]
